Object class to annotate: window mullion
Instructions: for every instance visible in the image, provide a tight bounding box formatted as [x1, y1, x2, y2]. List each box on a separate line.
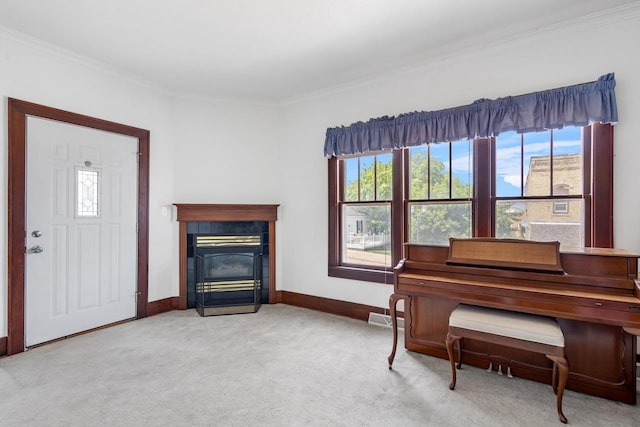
[449, 142, 453, 199]
[391, 149, 404, 266]
[427, 144, 431, 200]
[474, 137, 492, 237]
[374, 156, 378, 200]
[520, 134, 524, 197]
[357, 158, 361, 201]
[550, 130, 555, 196]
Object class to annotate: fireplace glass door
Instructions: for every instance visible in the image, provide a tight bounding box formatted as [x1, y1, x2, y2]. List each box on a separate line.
[194, 235, 262, 316]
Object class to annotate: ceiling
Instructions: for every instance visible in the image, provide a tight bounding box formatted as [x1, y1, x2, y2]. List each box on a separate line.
[0, 0, 637, 104]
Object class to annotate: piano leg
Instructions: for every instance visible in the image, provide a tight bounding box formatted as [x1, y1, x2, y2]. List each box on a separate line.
[387, 293, 407, 369]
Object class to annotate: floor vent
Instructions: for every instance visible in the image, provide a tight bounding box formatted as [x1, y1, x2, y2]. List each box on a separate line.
[368, 312, 404, 329]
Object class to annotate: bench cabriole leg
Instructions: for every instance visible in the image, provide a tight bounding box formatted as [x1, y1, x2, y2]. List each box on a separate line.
[446, 333, 461, 390]
[547, 355, 569, 424]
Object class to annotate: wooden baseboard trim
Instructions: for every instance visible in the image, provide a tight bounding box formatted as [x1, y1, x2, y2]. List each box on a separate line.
[147, 297, 180, 317]
[279, 290, 386, 322]
[0, 336, 7, 357]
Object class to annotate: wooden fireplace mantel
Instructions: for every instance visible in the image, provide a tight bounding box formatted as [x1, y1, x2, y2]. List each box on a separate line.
[174, 204, 279, 308]
[174, 204, 278, 222]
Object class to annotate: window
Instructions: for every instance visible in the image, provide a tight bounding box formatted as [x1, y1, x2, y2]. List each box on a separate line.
[76, 167, 100, 217]
[328, 124, 614, 283]
[408, 140, 473, 245]
[553, 201, 569, 214]
[494, 127, 584, 247]
[341, 153, 392, 268]
[552, 185, 570, 214]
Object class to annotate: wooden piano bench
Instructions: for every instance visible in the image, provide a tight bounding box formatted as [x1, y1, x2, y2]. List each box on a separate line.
[445, 304, 569, 424]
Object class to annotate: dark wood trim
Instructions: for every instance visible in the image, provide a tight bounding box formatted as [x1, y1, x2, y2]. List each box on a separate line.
[7, 100, 26, 357]
[147, 297, 180, 317]
[275, 290, 284, 303]
[136, 131, 150, 318]
[583, 126, 593, 247]
[591, 123, 614, 248]
[474, 137, 492, 237]
[173, 204, 279, 307]
[268, 221, 277, 304]
[0, 336, 7, 357]
[327, 157, 340, 267]
[280, 290, 386, 322]
[328, 265, 393, 284]
[174, 204, 278, 222]
[178, 221, 188, 309]
[7, 98, 150, 356]
[401, 149, 411, 258]
[391, 150, 404, 265]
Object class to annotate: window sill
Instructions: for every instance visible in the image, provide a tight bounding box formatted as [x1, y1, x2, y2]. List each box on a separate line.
[328, 265, 394, 284]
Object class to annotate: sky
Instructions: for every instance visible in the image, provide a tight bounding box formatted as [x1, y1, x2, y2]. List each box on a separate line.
[495, 126, 581, 196]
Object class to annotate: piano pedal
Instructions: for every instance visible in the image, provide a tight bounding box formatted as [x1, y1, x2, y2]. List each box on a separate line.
[498, 365, 503, 375]
[507, 367, 513, 378]
[486, 362, 493, 372]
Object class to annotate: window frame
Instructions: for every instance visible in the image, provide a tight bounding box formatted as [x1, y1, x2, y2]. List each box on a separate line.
[552, 201, 569, 215]
[328, 124, 613, 284]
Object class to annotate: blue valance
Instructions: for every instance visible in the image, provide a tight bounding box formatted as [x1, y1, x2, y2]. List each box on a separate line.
[324, 73, 618, 157]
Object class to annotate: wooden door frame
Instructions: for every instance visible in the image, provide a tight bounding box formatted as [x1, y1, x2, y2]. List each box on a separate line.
[7, 98, 150, 356]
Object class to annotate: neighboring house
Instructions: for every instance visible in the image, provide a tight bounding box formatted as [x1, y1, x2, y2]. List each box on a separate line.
[344, 209, 368, 238]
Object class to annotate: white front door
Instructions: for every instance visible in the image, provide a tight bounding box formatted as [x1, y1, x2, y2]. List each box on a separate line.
[25, 116, 139, 347]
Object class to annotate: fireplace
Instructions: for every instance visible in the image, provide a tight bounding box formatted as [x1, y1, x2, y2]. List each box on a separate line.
[174, 204, 278, 312]
[193, 233, 263, 316]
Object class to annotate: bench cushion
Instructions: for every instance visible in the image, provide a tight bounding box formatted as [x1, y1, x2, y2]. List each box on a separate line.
[449, 304, 564, 347]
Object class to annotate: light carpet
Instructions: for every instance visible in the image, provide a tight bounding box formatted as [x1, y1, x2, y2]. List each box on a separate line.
[0, 304, 638, 426]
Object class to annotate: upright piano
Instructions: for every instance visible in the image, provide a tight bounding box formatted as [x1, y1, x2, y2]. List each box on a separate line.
[389, 238, 640, 404]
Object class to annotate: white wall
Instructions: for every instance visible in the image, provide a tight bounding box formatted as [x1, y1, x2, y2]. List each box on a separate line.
[278, 8, 640, 309]
[171, 97, 281, 204]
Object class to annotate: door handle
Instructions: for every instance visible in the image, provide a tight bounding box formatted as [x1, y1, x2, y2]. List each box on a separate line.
[31, 230, 42, 238]
[29, 245, 44, 254]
